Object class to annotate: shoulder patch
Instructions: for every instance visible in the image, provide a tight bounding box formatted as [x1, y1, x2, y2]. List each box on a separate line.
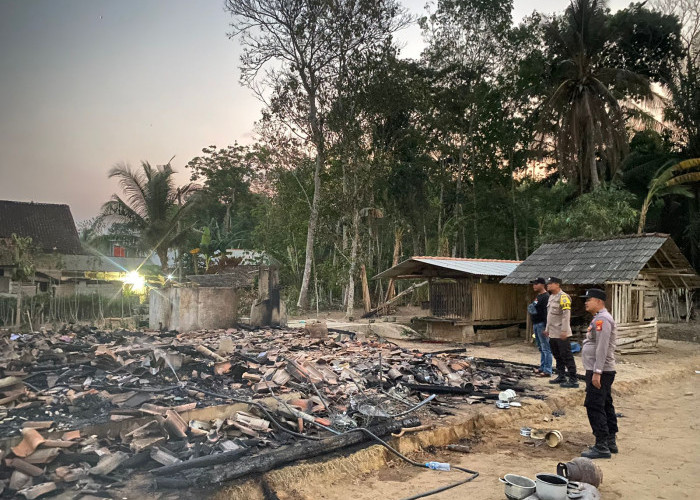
[560, 295, 571, 310]
[595, 320, 603, 331]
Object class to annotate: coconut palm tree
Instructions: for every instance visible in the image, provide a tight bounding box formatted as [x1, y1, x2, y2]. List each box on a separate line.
[100, 161, 198, 271]
[540, 0, 654, 192]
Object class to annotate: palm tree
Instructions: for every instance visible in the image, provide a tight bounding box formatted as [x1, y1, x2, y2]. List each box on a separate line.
[100, 161, 198, 271]
[541, 0, 654, 192]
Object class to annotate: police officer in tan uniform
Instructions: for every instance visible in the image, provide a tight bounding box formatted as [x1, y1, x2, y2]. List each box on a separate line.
[580, 288, 618, 459]
[544, 277, 578, 388]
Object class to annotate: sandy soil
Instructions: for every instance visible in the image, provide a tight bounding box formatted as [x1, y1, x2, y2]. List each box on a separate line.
[287, 340, 700, 500]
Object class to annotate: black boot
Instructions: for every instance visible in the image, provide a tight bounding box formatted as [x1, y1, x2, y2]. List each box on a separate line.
[581, 438, 612, 459]
[607, 434, 618, 454]
[560, 377, 580, 388]
[549, 374, 567, 384]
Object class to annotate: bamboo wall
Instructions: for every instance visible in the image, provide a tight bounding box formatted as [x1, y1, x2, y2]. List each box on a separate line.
[608, 275, 660, 354]
[429, 280, 525, 323]
[429, 279, 471, 319]
[658, 288, 695, 322]
[471, 282, 526, 322]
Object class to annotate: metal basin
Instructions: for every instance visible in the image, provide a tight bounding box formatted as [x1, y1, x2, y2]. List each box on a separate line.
[499, 474, 536, 500]
[535, 473, 568, 500]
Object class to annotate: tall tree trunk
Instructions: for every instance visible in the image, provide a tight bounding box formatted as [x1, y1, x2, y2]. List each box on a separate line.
[472, 172, 479, 257]
[385, 227, 403, 302]
[452, 142, 465, 257]
[158, 248, 169, 272]
[510, 151, 520, 260]
[437, 181, 444, 240]
[587, 125, 600, 189]
[423, 222, 429, 258]
[342, 163, 348, 251]
[525, 226, 529, 256]
[345, 209, 360, 318]
[412, 231, 421, 257]
[297, 92, 324, 310]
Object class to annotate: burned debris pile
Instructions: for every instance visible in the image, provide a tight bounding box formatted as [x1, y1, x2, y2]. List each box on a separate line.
[0, 326, 537, 497]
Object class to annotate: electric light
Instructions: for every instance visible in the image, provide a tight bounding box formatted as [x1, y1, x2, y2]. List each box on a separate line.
[122, 270, 146, 293]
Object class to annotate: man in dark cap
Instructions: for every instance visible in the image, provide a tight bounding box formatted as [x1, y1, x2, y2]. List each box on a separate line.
[528, 277, 552, 377]
[544, 277, 578, 388]
[580, 288, 618, 459]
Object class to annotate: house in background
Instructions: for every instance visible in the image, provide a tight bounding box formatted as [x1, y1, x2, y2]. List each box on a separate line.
[374, 257, 527, 342]
[0, 200, 83, 294]
[501, 234, 700, 354]
[0, 200, 154, 298]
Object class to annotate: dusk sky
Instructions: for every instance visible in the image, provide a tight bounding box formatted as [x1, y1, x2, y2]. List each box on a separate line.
[0, 0, 630, 222]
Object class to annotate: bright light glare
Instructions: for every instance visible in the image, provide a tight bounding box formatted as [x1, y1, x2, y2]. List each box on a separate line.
[166, 274, 174, 281]
[122, 271, 146, 293]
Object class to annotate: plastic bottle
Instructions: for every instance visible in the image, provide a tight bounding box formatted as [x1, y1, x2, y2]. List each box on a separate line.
[425, 461, 451, 471]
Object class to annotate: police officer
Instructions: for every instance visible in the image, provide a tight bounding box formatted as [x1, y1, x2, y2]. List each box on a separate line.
[528, 277, 552, 377]
[580, 288, 618, 459]
[544, 277, 578, 388]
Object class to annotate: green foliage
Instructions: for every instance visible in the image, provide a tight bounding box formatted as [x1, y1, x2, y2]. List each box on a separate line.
[85, 0, 700, 311]
[540, 185, 639, 242]
[8, 234, 35, 281]
[538, 0, 667, 192]
[100, 161, 199, 270]
[638, 158, 699, 232]
[605, 3, 683, 83]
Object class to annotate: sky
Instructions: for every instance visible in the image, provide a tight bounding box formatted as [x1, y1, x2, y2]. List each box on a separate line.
[0, 0, 632, 222]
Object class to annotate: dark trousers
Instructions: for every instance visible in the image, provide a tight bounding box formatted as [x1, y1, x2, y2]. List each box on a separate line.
[584, 370, 618, 440]
[549, 337, 577, 378]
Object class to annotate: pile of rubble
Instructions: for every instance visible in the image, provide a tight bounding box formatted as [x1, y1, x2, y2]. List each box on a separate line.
[0, 325, 538, 498]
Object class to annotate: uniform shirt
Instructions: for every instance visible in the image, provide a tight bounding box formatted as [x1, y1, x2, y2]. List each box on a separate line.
[529, 292, 549, 324]
[546, 290, 572, 338]
[582, 308, 616, 373]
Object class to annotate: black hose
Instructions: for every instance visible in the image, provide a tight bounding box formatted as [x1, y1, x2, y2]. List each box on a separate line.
[400, 465, 479, 500]
[312, 421, 479, 499]
[188, 385, 479, 499]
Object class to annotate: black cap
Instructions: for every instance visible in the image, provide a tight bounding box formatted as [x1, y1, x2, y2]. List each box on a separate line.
[581, 288, 606, 301]
[546, 277, 562, 284]
[530, 277, 546, 285]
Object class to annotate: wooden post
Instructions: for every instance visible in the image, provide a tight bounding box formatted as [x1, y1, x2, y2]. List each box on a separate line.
[384, 228, 403, 303]
[360, 264, 371, 314]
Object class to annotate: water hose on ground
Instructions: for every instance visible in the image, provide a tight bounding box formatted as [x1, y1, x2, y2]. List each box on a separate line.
[187, 385, 479, 499]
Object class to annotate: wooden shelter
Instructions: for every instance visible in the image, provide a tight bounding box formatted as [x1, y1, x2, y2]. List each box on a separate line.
[501, 234, 700, 354]
[374, 257, 526, 342]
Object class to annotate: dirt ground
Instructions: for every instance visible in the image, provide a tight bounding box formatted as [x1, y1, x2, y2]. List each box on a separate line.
[286, 339, 700, 500]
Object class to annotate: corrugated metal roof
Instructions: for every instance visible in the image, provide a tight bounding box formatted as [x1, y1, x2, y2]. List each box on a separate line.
[374, 257, 522, 279]
[501, 234, 698, 285]
[413, 258, 521, 276]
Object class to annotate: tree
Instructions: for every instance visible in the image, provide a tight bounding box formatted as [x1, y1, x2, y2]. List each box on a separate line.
[420, 0, 514, 257]
[652, 0, 700, 157]
[187, 144, 262, 235]
[638, 158, 700, 233]
[540, 185, 639, 242]
[1, 235, 36, 329]
[100, 161, 198, 271]
[225, 0, 407, 310]
[540, 0, 660, 192]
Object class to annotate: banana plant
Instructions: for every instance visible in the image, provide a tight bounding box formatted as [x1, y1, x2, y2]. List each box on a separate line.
[638, 158, 700, 233]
